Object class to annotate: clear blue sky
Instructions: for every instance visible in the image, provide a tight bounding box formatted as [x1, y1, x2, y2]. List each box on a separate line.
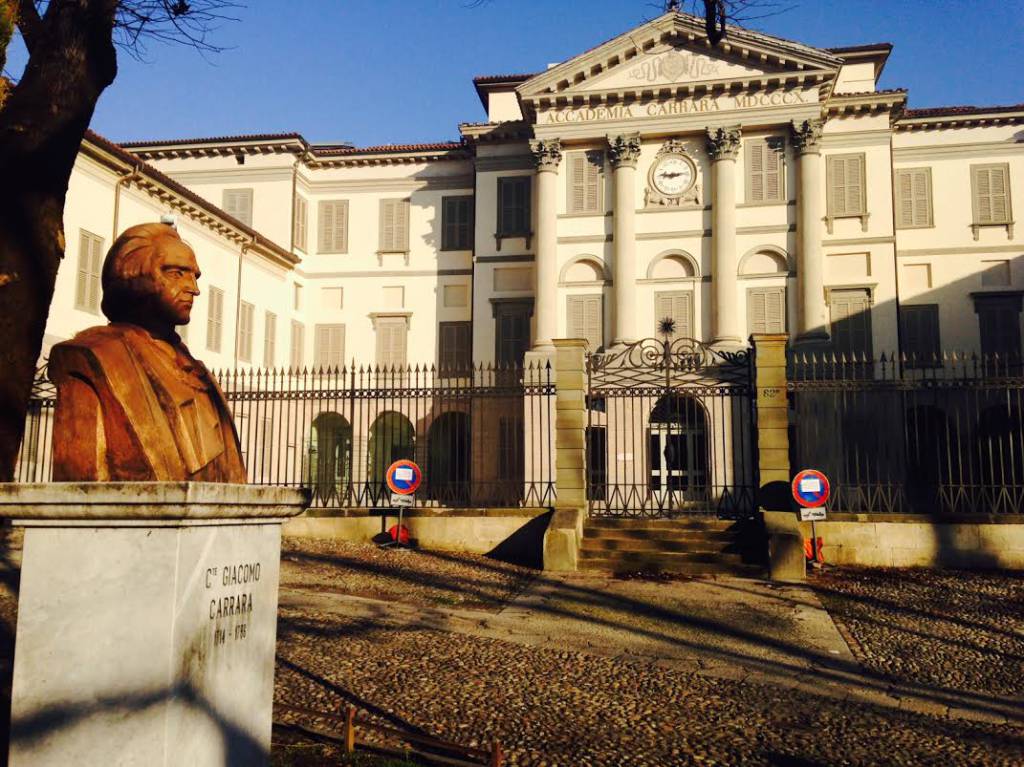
[6, 0, 1024, 147]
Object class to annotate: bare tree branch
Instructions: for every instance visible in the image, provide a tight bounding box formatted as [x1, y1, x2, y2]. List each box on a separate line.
[113, 0, 242, 57]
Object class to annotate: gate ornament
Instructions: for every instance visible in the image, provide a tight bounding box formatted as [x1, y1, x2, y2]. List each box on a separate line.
[589, 336, 751, 388]
[47, 223, 247, 483]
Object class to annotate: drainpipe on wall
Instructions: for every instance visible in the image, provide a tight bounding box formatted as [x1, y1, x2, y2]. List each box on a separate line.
[112, 167, 141, 241]
[234, 237, 256, 368]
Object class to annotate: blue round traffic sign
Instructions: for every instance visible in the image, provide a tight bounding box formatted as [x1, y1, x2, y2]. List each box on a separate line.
[792, 469, 830, 508]
[386, 459, 422, 495]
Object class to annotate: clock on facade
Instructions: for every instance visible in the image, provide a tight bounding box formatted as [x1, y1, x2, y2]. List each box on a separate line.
[650, 153, 696, 197]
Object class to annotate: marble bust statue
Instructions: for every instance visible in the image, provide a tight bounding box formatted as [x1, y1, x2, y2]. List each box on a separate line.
[48, 223, 246, 482]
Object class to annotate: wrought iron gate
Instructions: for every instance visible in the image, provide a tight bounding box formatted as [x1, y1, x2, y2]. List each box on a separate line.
[586, 337, 758, 518]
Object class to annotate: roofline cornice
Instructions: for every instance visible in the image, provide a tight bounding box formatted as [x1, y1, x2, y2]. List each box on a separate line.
[825, 90, 908, 118]
[895, 110, 1024, 131]
[80, 132, 298, 269]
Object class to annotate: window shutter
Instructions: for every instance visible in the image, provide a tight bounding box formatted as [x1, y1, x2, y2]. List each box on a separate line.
[439, 321, 471, 373]
[899, 305, 940, 367]
[238, 302, 254, 362]
[896, 169, 932, 228]
[747, 141, 765, 202]
[845, 156, 864, 215]
[318, 200, 348, 253]
[499, 178, 530, 235]
[379, 199, 410, 251]
[293, 196, 308, 251]
[264, 312, 277, 368]
[569, 154, 587, 213]
[830, 289, 873, 358]
[828, 155, 865, 218]
[566, 295, 603, 352]
[206, 287, 224, 353]
[396, 199, 409, 251]
[380, 200, 395, 251]
[655, 291, 693, 340]
[973, 165, 1010, 224]
[765, 140, 783, 201]
[314, 324, 345, 368]
[584, 152, 601, 212]
[223, 189, 253, 227]
[76, 231, 104, 312]
[290, 321, 305, 369]
[376, 319, 407, 367]
[748, 290, 767, 335]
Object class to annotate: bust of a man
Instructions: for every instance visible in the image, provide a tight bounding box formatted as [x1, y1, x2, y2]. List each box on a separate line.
[48, 223, 246, 483]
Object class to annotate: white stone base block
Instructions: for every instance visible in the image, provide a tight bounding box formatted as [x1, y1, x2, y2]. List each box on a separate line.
[0, 482, 306, 767]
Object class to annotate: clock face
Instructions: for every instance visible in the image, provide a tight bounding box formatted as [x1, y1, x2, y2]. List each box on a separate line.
[651, 155, 696, 196]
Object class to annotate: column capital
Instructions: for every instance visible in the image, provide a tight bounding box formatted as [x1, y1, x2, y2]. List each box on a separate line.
[606, 133, 641, 168]
[705, 125, 742, 161]
[791, 118, 824, 155]
[529, 138, 563, 171]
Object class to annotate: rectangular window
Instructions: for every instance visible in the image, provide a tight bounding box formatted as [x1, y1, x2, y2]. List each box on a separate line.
[441, 195, 473, 251]
[206, 286, 224, 353]
[654, 291, 694, 340]
[745, 138, 784, 203]
[264, 311, 277, 368]
[375, 317, 408, 368]
[827, 153, 866, 218]
[223, 188, 254, 227]
[494, 301, 532, 365]
[975, 294, 1022, 361]
[379, 198, 410, 252]
[566, 294, 604, 352]
[567, 150, 603, 214]
[497, 176, 531, 237]
[895, 168, 933, 228]
[321, 286, 344, 309]
[318, 200, 349, 253]
[314, 324, 346, 369]
[439, 321, 472, 375]
[293, 195, 308, 251]
[829, 288, 873, 359]
[290, 320, 305, 369]
[237, 301, 254, 363]
[75, 230, 104, 313]
[899, 304, 941, 368]
[971, 163, 1012, 225]
[747, 287, 786, 336]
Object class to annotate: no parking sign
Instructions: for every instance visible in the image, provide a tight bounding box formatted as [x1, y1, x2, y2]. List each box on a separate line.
[386, 459, 422, 503]
[792, 469, 829, 521]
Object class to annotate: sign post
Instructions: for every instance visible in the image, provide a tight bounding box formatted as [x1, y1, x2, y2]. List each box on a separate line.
[792, 469, 830, 564]
[384, 459, 422, 549]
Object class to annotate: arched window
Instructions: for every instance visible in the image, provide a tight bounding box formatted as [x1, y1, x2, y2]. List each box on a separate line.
[368, 411, 415, 490]
[307, 412, 352, 505]
[427, 412, 471, 504]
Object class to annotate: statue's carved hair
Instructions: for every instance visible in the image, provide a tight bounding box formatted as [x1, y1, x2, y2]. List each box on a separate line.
[101, 223, 182, 322]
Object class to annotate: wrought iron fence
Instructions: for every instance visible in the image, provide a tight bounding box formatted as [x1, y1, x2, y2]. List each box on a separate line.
[15, 361, 556, 510]
[788, 350, 1024, 514]
[586, 337, 758, 518]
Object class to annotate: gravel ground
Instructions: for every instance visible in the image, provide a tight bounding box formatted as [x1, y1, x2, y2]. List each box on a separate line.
[280, 537, 535, 612]
[810, 566, 1024, 699]
[274, 605, 1024, 767]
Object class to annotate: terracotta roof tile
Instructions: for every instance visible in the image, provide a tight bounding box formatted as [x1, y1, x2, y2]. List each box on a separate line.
[472, 73, 537, 85]
[902, 103, 1024, 119]
[314, 141, 465, 157]
[119, 133, 307, 148]
[827, 43, 892, 54]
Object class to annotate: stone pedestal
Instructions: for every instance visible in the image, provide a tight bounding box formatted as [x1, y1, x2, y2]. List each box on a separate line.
[0, 482, 307, 767]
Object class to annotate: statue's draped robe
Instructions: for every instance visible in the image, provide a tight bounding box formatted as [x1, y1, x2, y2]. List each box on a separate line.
[48, 323, 246, 482]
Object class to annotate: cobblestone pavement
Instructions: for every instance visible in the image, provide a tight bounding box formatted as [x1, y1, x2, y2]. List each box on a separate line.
[274, 539, 1024, 767]
[809, 566, 1024, 699]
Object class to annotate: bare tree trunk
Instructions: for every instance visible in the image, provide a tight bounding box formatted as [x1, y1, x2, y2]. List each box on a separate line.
[0, 0, 118, 481]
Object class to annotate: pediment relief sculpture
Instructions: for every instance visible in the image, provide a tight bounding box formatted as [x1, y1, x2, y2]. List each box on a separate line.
[645, 139, 702, 208]
[579, 45, 772, 93]
[48, 223, 247, 483]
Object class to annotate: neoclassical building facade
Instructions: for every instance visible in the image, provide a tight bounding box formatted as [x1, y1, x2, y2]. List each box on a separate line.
[44, 10, 1023, 372]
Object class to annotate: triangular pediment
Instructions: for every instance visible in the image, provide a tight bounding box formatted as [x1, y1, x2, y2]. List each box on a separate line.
[518, 11, 840, 103]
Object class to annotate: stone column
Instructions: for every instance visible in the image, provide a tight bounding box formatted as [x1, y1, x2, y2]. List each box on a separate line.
[543, 338, 588, 571]
[707, 125, 743, 346]
[607, 133, 641, 347]
[792, 118, 828, 344]
[529, 138, 562, 349]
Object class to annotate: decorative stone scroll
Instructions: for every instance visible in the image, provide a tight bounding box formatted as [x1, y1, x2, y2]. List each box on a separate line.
[529, 138, 563, 171]
[606, 133, 641, 168]
[705, 125, 742, 161]
[791, 118, 824, 155]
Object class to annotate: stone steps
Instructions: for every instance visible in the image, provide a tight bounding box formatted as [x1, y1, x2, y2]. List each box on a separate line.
[579, 516, 766, 577]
